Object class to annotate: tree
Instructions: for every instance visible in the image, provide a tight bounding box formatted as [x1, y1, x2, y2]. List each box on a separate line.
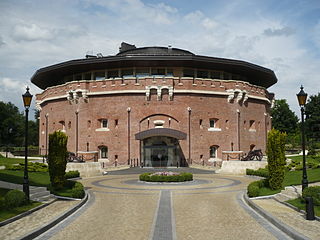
[267, 129, 286, 190]
[305, 93, 320, 142]
[0, 101, 39, 149]
[0, 101, 24, 147]
[48, 131, 68, 189]
[271, 99, 298, 134]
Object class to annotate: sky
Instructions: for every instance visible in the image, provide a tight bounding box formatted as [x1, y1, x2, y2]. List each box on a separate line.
[0, 0, 320, 119]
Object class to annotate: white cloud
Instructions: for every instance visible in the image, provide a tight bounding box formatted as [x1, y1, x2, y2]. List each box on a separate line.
[1, 77, 23, 91]
[12, 24, 53, 42]
[263, 26, 295, 37]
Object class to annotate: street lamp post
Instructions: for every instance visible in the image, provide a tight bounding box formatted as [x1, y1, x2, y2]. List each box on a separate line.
[296, 85, 308, 192]
[22, 87, 33, 201]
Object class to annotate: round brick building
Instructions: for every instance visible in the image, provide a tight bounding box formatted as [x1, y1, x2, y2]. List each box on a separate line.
[32, 42, 277, 167]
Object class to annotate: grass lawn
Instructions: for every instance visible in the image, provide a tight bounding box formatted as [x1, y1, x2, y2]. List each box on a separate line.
[0, 201, 42, 222]
[252, 168, 320, 197]
[283, 168, 320, 186]
[0, 187, 42, 222]
[0, 157, 34, 168]
[286, 198, 320, 217]
[288, 155, 320, 164]
[0, 170, 50, 187]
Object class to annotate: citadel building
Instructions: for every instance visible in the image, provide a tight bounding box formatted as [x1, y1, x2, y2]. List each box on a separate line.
[32, 43, 277, 167]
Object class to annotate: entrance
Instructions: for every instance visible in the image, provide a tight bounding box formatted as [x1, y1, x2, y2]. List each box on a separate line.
[142, 136, 182, 167]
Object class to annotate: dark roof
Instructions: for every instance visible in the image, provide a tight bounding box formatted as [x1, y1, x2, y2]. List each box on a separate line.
[117, 46, 194, 56]
[31, 45, 278, 89]
[135, 128, 187, 140]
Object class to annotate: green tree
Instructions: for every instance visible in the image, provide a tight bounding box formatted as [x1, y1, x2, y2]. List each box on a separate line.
[0, 101, 24, 147]
[267, 129, 287, 190]
[305, 93, 320, 142]
[271, 99, 298, 134]
[48, 131, 68, 189]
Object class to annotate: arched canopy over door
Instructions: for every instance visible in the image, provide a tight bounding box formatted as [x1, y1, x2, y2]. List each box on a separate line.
[135, 128, 187, 140]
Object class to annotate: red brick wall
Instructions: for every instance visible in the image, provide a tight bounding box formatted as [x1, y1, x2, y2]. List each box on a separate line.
[37, 77, 272, 165]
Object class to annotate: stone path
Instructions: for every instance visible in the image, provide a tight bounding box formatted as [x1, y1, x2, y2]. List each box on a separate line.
[1, 168, 319, 240]
[34, 174, 291, 240]
[0, 200, 78, 240]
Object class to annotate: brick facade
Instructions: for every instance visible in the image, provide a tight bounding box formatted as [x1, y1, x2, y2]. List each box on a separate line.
[35, 76, 272, 166]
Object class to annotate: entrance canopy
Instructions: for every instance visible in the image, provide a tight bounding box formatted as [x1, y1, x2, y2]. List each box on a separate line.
[135, 128, 187, 140]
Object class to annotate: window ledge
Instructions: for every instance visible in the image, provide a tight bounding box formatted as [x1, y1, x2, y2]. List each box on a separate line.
[208, 128, 221, 132]
[95, 128, 110, 132]
[249, 129, 256, 132]
[208, 158, 222, 162]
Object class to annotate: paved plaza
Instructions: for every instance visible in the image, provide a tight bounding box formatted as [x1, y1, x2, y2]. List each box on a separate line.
[1, 168, 319, 240]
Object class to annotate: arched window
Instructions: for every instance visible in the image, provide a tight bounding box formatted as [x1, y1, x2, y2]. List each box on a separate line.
[210, 145, 218, 158]
[99, 146, 108, 159]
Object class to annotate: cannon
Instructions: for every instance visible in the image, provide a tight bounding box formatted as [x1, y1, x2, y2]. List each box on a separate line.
[241, 149, 263, 161]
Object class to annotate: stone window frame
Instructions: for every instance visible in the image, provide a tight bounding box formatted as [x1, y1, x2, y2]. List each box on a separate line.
[208, 118, 221, 132]
[209, 145, 219, 159]
[96, 119, 110, 132]
[249, 120, 256, 132]
[99, 146, 108, 159]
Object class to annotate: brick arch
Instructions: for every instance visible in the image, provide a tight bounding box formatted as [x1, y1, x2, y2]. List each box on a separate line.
[139, 114, 179, 123]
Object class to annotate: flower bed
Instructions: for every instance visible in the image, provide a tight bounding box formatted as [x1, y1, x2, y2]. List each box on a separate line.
[139, 172, 193, 182]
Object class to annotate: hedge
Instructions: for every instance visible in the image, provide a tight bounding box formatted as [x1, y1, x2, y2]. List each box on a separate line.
[247, 179, 269, 197]
[302, 186, 320, 206]
[65, 170, 80, 179]
[139, 172, 193, 182]
[7, 162, 48, 172]
[246, 168, 269, 178]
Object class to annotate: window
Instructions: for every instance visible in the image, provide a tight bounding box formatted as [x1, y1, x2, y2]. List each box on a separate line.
[136, 68, 149, 77]
[59, 121, 65, 132]
[94, 71, 105, 80]
[107, 70, 119, 78]
[209, 119, 216, 128]
[166, 69, 173, 76]
[74, 74, 82, 81]
[152, 68, 165, 76]
[210, 146, 218, 158]
[87, 120, 91, 128]
[197, 70, 208, 78]
[115, 119, 118, 127]
[183, 69, 195, 77]
[84, 73, 91, 80]
[68, 121, 71, 129]
[101, 119, 108, 128]
[100, 146, 108, 159]
[249, 120, 256, 131]
[199, 119, 203, 128]
[211, 71, 221, 79]
[121, 69, 134, 78]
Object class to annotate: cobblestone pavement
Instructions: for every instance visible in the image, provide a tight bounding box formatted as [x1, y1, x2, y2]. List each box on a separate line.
[2, 169, 319, 240]
[0, 200, 78, 240]
[253, 198, 320, 240]
[35, 173, 292, 240]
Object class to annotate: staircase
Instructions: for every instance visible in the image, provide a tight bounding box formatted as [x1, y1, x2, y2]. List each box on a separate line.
[274, 186, 302, 202]
[30, 186, 55, 203]
[0, 180, 55, 203]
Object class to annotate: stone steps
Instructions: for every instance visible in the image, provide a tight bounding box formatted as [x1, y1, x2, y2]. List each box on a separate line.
[274, 186, 301, 202]
[30, 186, 55, 203]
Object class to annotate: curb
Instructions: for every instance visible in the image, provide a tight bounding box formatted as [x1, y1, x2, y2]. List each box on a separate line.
[0, 199, 57, 227]
[19, 191, 89, 240]
[243, 193, 310, 240]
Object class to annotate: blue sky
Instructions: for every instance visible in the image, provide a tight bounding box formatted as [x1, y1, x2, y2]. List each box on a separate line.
[0, 0, 319, 118]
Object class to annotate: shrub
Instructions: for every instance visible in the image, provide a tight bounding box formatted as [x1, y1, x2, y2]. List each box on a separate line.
[139, 172, 193, 182]
[247, 179, 268, 197]
[4, 189, 26, 209]
[267, 129, 286, 190]
[71, 182, 85, 199]
[302, 186, 320, 206]
[48, 131, 68, 189]
[246, 168, 269, 178]
[65, 170, 80, 179]
[7, 162, 48, 172]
